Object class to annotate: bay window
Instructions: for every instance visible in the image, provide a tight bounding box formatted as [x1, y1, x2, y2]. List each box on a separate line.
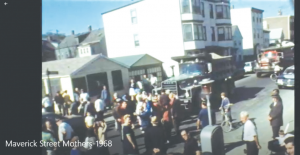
[181, 0, 190, 13]
[183, 23, 204, 41]
[218, 27, 225, 41]
[216, 5, 230, 19]
[192, 0, 201, 14]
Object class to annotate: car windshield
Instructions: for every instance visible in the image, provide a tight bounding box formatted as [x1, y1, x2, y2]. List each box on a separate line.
[264, 52, 276, 58]
[179, 63, 207, 75]
[284, 69, 294, 74]
[245, 63, 250, 67]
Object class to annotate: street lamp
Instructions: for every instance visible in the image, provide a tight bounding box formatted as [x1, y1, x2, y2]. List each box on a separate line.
[200, 78, 225, 155]
[46, 69, 59, 105]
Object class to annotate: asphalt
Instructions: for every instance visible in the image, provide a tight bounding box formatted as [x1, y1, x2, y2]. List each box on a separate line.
[104, 73, 294, 155]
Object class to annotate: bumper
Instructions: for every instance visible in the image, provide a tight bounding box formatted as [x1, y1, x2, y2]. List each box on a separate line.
[254, 68, 274, 73]
[276, 79, 295, 87]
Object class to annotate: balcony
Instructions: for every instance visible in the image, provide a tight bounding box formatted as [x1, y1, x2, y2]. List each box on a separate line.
[184, 40, 205, 50]
[215, 18, 231, 25]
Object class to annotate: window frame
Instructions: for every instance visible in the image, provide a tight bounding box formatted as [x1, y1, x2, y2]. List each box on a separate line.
[201, 2, 205, 17]
[181, 0, 191, 14]
[203, 26, 207, 41]
[215, 5, 230, 19]
[134, 34, 139, 47]
[192, 0, 201, 14]
[218, 27, 225, 41]
[209, 4, 214, 18]
[111, 70, 124, 91]
[182, 23, 193, 41]
[211, 27, 215, 41]
[131, 9, 137, 24]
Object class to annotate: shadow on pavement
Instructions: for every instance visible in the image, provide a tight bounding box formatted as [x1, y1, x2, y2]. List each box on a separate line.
[234, 75, 249, 81]
[231, 87, 264, 103]
[224, 141, 245, 153]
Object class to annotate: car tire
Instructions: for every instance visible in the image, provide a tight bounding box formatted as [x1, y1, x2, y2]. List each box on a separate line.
[278, 85, 283, 89]
[256, 73, 261, 78]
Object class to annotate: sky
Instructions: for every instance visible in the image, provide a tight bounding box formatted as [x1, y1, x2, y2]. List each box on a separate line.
[42, 0, 294, 35]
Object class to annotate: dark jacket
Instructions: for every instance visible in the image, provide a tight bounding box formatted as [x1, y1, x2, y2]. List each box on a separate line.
[140, 111, 151, 129]
[112, 106, 120, 119]
[54, 95, 64, 104]
[269, 101, 283, 127]
[160, 94, 170, 106]
[84, 102, 96, 116]
[170, 99, 181, 118]
[145, 126, 166, 152]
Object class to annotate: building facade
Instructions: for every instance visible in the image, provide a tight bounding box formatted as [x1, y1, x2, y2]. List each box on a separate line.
[231, 7, 264, 57]
[263, 15, 294, 42]
[102, 0, 234, 77]
[232, 25, 243, 62]
[42, 38, 57, 62]
[263, 29, 270, 48]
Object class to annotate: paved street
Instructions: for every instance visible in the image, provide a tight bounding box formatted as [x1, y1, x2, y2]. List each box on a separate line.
[104, 73, 294, 155]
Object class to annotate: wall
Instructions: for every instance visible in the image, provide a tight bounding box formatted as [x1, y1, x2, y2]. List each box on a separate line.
[263, 16, 289, 40]
[102, 0, 184, 77]
[56, 47, 77, 60]
[231, 8, 254, 55]
[251, 10, 264, 55]
[72, 57, 130, 99]
[263, 32, 270, 48]
[60, 76, 75, 101]
[78, 45, 92, 57]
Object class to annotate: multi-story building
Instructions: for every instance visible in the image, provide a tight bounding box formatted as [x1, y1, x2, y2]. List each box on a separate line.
[263, 14, 294, 42]
[230, 7, 264, 59]
[232, 25, 243, 63]
[102, 0, 234, 77]
[263, 29, 270, 48]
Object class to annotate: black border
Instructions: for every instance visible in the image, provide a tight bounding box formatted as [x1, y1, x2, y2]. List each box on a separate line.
[294, 0, 298, 154]
[0, 0, 42, 154]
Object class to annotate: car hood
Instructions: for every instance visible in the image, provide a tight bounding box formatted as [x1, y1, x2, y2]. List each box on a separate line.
[283, 74, 294, 79]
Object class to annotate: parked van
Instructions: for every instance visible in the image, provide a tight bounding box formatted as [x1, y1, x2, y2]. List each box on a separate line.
[244, 61, 255, 73]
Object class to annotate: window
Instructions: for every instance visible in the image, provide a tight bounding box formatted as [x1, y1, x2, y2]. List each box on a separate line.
[131, 9, 137, 24]
[111, 70, 124, 91]
[224, 27, 228, 40]
[203, 26, 207, 41]
[253, 33, 256, 38]
[134, 34, 139, 47]
[218, 27, 225, 41]
[181, 0, 190, 13]
[211, 27, 215, 41]
[216, 5, 230, 19]
[183, 24, 193, 41]
[260, 18, 262, 22]
[226, 27, 232, 40]
[209, 4, 214, 18]
[192, 0, 200, 14]
[257, 18, 258, 23]
[253, 16, 255, 22]
[216, 5, 222, 18]
[201, 2, 205, 17]
[194, 24, 203, 40]
[239, 41, 241, 45]
[257, 33, 259, 38]
[234, 41, 236, 46]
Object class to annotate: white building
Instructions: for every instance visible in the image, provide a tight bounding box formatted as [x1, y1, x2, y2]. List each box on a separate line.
[269, 28, 284, 46]
[102, 0, 234, 77]
[232, 25, 243, 62]
[263, 29, 270, 48]
[230, 7, 264, 57]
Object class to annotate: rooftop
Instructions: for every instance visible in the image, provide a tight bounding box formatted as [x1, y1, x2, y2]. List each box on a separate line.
[264, 15, 294, 19]
[231, 7, 264, 12]
[80, 29, 105, 45]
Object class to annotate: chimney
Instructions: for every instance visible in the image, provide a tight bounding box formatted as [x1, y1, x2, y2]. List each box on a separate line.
[88, 25, 92, 32]
[231, 5, 234, 9]
[71, 30, 75, 35]
[278, 10, 282, 16]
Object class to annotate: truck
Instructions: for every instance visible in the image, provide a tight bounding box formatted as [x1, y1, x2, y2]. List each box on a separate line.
[254, 45, 294, 78]
[153, 52, 236, 117]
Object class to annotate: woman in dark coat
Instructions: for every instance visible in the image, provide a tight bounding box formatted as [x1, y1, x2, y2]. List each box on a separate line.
[121, 114, 139, 155]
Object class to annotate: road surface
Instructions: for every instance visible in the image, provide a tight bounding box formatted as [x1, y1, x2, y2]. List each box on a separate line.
[104, 73, 294, 155]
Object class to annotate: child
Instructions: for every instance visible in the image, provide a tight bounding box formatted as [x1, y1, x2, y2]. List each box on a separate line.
[70, 136, 82, 155]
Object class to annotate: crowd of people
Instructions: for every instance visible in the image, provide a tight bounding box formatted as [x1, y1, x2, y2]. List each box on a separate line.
[41, 73, 294, 155]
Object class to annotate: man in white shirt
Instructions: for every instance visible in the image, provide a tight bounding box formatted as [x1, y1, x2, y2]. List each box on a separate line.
[56, 119, 74, 142]
[42, 94, 53, 112]
[80, 89, 89, 102]
[94, 95, 105, 119]
[85, 112, 95, 128]
[240, 111, 261, 155]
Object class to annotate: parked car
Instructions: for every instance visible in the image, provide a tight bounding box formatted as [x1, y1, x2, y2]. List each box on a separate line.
[244, 61, 256, 73]
[42, 112, 86, 141]
[276, 65, 294, 89]
[233, 68, 245, 80]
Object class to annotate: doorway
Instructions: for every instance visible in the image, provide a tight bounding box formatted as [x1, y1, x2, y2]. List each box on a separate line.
[86, 72, 109, 97]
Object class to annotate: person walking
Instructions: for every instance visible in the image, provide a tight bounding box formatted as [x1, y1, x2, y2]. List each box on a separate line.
[80, 89, 90, 103]
[101, 85, 108, 109]
[219, 92, 232, 122]
[94, 95, 105, 120]
[181, 130, 201, 155]
[54, 91, 65, 115]
[169, 92, 181, 136]
[129, 79, 137, 101]
[240, 111, 261, 155]
[113, 98, 122, 131]
[121, 114, 139, 155]
[268, 95, 283, 139]
[84, 98, 96, 117]
[162, 104, 172, 144]
[197, 98, 216, 130]
[62, 90, 72, 116]
[145, 116, 166, 155]
[42, 94, 53, 112]
[73, 88, 80, 105]
[139, 102, 151, 134]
